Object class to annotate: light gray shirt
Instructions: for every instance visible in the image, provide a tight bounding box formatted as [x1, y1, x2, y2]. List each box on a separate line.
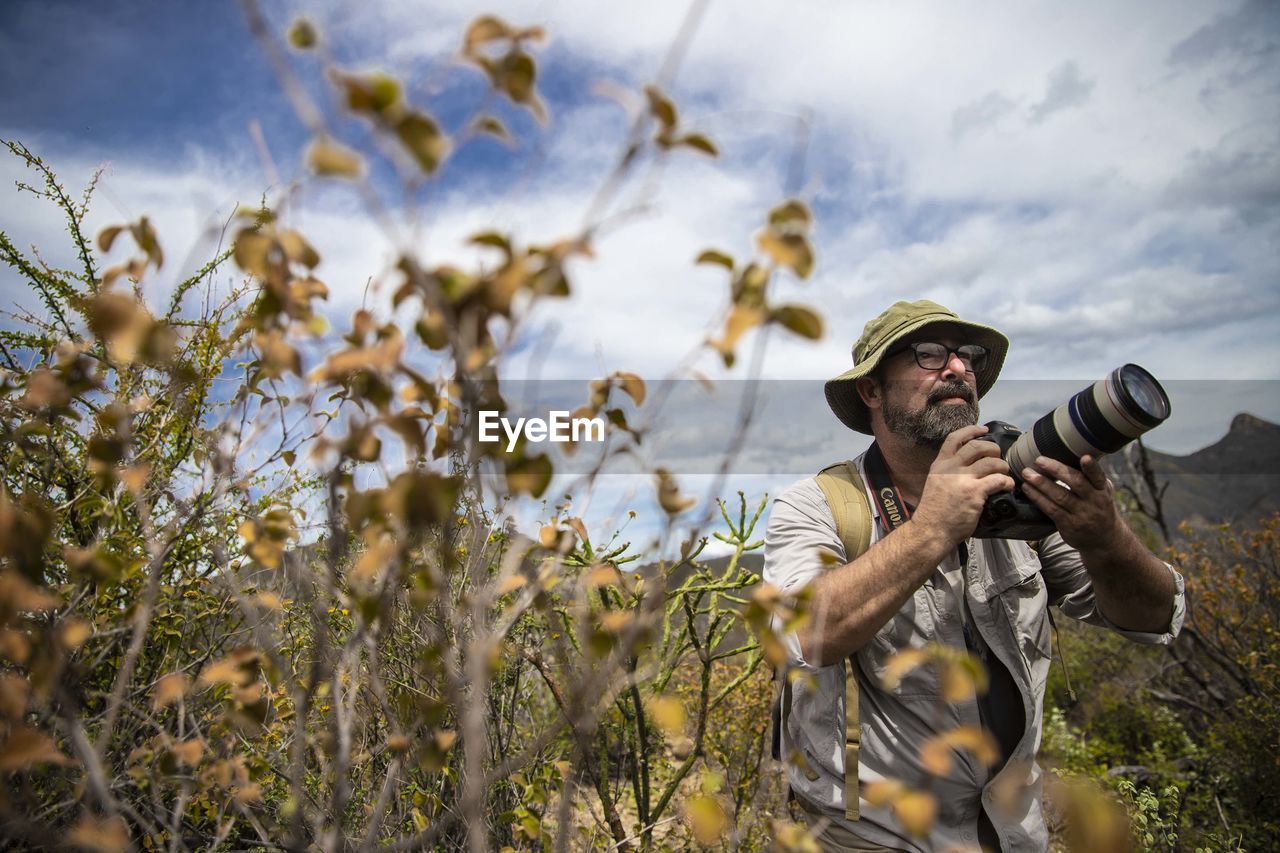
[764, 453, 1187, 852]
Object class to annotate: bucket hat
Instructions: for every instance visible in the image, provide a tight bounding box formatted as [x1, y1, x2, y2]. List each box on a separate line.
[825, 299, 1008, 434]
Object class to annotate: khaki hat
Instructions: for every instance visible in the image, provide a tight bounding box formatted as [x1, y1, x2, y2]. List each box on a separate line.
[825, 299, 1008, 434]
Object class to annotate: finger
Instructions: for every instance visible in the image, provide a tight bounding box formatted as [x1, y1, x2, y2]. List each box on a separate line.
[1079, 455, 1110, 491]
[955, 439, 1003, 465]
[967, 456, 1012, 479]
[979, 472, 1017, 497]
[1032, 455, 1089, 493]
[1022, 468, 1076, 509]
[1020, 478, 1065, 521]
[940, 424, 989, 457]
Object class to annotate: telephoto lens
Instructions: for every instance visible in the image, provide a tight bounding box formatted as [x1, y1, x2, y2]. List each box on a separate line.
[1004, 364, 1171, 481]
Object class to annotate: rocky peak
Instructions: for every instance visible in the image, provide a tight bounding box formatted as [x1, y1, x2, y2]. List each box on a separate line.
[1229, 412, 1277, 435]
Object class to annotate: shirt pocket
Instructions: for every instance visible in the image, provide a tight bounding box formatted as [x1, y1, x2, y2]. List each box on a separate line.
[993, 567, 1053, 666]
[862, 589, 940, 700]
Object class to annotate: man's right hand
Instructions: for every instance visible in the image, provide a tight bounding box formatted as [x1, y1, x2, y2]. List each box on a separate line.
[911, 425, 1015, 546]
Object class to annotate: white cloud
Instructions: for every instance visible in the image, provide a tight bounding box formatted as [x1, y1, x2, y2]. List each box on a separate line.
[4, 0, 1276, 465]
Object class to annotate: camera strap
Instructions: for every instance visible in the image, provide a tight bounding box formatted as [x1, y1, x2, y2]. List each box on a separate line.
[863, 442, 911, 531]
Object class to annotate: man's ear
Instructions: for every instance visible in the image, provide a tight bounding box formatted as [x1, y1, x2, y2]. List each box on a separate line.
[855, 375, 881, 410]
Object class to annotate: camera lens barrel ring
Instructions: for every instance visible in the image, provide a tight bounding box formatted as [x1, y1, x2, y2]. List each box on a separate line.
[1004, 364, 1171, 481]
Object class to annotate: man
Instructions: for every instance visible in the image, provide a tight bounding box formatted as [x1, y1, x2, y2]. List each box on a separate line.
[764, 300, 1184, 852]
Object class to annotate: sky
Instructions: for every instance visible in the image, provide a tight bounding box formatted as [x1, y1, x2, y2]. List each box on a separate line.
[2, 0, 1278, 551]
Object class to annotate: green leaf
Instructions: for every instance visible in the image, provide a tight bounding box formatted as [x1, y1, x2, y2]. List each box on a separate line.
[471, 114, 512, 145]
[695, 249, 734, 270]
[506, 453, 553, 498]
[680, 133, 718, 156]
[288, 18, 317, 49]
[768, 200, 812, 228]
[771, 304, 823, 340]
[644, 85, 677, 129]
[338, 72, 401, 116]
[306, 138, 364, 177]
[395, 112, 449, 174]
[463, 15, 511, 52]
[501, 51, 537, 104]
[468, 231, 512, 254]
[97, 225, 124, 253]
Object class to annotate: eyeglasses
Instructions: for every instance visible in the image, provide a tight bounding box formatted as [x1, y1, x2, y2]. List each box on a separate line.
[892, 342, 988, 372]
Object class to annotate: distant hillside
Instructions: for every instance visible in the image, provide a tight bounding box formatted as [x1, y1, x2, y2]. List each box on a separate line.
[1105, 412, 1280, 531]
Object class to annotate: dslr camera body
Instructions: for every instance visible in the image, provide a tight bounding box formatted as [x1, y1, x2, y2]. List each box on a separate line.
[972, 364, 1171, 540]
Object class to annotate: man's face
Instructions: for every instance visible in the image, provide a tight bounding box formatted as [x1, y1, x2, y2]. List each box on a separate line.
[875, 331, 981, 448]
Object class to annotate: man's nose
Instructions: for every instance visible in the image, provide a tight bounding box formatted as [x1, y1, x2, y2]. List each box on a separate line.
[940, 351, 970, 380]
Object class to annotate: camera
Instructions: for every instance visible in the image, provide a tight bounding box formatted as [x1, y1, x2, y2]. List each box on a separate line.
[972, 364, 1171, 540]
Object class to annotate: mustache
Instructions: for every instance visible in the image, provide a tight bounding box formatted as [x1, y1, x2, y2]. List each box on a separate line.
[927, 381, 976, 406]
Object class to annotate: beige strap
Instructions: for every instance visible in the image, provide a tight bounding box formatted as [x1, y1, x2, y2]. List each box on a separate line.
[815, 461, 873, 821]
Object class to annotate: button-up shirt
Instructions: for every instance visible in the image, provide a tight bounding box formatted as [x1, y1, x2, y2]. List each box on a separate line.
[764, 452, 1186, 851]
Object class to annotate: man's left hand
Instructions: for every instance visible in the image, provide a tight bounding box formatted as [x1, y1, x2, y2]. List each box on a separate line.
[1020, 454, 1122, 551]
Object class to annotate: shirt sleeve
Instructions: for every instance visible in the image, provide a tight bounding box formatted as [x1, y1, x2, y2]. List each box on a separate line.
[762, 478, 846, 670]
[1037, 532, 1186, 645]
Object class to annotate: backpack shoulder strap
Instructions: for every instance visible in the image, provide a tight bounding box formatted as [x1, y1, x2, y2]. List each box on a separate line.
[814, 460, 874, 821]
[815, 461, 873, 563]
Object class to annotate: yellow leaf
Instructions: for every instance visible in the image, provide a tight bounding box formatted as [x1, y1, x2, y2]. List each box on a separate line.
[615, 372, 646, 406]
[654, 468, 696, 515]
[152, 673, 189, 710]
[862, 778, 905, 808]
[756, 229, 814, 278]
[0, 571, 61, 613]
[351, 537, 397, 587]
[496, 574, 527, 595]
[920, 737, 955, 776]
[646, 695, 686, 736]
[65, 814, 128, 853]
[0, 672, 29, 719]
[893, 790, 937, 837]
[232, 228, 274, 279]
[710, 305, 765, 367]
[60, 618, 92, 651]
[234, 783, 263, 803]
[600, 610, 634, 634]
[685, 795, 727, 846]
[584, 564, 622, 588]
[0, 725, 75, 772]
[117, 464, 151, 494]
[170, 739, 204, 767]
[97, 225, 124, 253]
[198, 647, 260, 688]
[939, 725, 1000, 768]
[277, 229, 320, 268]
[879, 648, 929, 691]
[254, 591, 284, 611]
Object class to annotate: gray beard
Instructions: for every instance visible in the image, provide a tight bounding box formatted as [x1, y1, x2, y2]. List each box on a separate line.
[882, 385, 979, 448]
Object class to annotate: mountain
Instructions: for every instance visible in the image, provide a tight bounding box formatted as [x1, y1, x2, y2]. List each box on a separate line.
[1103, 412, 1280, 532]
